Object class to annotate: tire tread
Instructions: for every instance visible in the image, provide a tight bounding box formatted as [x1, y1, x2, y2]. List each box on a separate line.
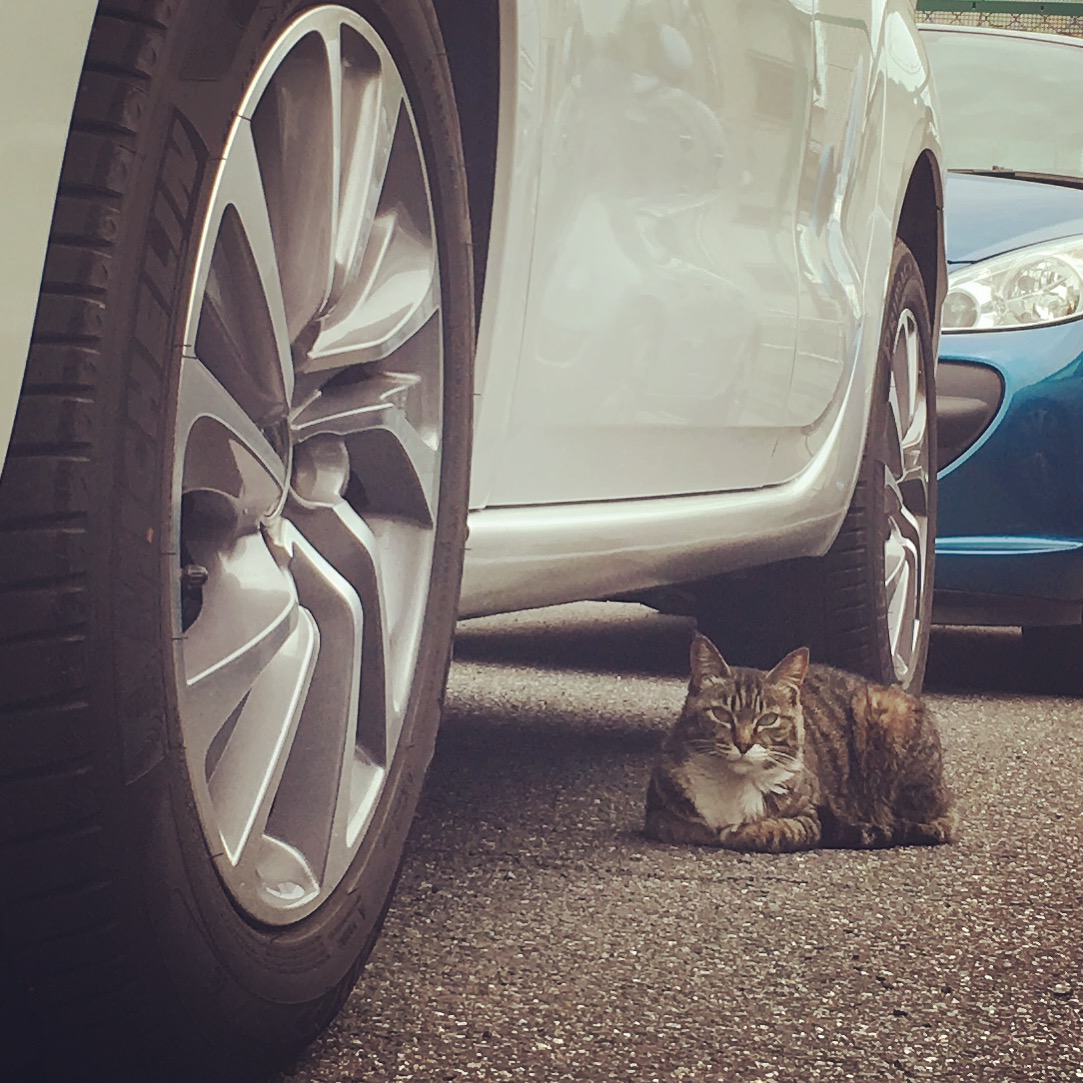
[0, 1, 170, 1044]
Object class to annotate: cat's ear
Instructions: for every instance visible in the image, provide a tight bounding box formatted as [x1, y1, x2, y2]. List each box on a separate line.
[767, 647, 809, 695]
[689, 633, 732, 690]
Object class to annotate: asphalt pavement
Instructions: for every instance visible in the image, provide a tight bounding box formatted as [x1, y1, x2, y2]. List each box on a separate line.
[277, 602, 1083, 1083]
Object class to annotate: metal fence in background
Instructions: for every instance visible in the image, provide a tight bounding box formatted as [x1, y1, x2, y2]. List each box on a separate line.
[917, 0, 1083, 36]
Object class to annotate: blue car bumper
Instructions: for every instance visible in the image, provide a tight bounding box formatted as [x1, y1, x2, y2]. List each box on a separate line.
[935, 318, 1083, 626]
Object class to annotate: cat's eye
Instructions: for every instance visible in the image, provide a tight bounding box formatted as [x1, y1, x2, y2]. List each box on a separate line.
[756, 712, 780, 730]
[708, 708, 733, 727]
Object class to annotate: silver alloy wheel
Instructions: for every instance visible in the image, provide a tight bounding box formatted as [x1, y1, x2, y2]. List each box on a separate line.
[172, 7, 442, 926]
[883, 307, 930, 685]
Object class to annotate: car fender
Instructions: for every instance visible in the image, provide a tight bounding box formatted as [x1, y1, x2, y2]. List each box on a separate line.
[847, 0, 944, 510]
[766, 0, 943, 546]
[0, 2, 97, 465]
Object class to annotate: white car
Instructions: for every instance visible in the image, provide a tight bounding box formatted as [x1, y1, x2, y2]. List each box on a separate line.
[0, 1, 943, 1078]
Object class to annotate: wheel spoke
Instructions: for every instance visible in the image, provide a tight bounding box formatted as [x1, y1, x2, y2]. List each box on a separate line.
[206, 608, 319, 865]
[282, 498, 404, 862]
[327, 36, 407, 309]
[190, 122, 295, 418]
[306, 77, 437, 372]
[286, 499, 388, 753]
[259, 523, 365, 885]
[287, 498, 428, 759]
[890, 312, 918, 439]
[332, 34, 409, 316]
[179, 533, 300, 757]
[885, 549, 917, 659]
[881, 388, 906, 480]
[250, 29, 337, 341]
[309, 213, 438, 369]
[178, 353, 288, 511]
[886, 311, 932, 481]
[884, 478, 922, 659]
[886, 551, 919, 662]
[899, 400, 929, 490]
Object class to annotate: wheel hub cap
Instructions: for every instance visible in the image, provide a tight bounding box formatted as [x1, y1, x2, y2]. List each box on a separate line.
[170, 8, 443, 925]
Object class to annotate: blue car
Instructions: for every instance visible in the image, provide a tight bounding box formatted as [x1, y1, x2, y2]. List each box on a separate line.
[921, 24, 1083, 681]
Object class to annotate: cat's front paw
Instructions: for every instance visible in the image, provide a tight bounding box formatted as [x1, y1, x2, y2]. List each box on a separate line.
[717, 815, 821, 853]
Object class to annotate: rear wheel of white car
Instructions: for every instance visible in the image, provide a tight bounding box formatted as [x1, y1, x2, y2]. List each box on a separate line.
[696, 240, 936, 692]
[0, 2, 472, 1079]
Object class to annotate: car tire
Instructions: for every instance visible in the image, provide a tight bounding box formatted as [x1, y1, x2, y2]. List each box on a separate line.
[0, 2, 472, 1079]
[695, 239, 937, 692]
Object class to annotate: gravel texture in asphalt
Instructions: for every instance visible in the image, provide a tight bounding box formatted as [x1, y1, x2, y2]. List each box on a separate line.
[277, 603, 1083, 1083]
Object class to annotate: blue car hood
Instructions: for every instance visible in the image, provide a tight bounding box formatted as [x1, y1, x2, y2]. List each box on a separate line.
[946, 172, 1083, 266]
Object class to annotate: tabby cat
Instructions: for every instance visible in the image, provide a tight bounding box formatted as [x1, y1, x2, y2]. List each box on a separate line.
[644, 634, 956, 851]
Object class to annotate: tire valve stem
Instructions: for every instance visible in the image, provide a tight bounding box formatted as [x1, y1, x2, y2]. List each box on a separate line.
[181, 563, 210, 590]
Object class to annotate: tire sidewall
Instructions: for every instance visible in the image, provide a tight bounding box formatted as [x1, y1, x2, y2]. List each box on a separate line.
[90, 0, 471, 1057]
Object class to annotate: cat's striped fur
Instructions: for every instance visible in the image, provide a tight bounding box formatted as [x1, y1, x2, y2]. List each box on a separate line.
[644, 634, 957, 852]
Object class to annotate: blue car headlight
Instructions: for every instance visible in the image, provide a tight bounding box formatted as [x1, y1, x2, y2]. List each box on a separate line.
[943, 235, 1083, 332]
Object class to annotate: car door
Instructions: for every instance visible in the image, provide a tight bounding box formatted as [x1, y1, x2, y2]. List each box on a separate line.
[771, 0, 880, 484]
[481, 0, 817, 506]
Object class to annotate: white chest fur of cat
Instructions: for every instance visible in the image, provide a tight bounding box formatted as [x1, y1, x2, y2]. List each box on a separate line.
[682, 752, 799, 830]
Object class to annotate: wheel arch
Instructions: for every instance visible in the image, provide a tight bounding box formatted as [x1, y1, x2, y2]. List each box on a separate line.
[895, 148, 947, 336]
[432, 0, 500, 317]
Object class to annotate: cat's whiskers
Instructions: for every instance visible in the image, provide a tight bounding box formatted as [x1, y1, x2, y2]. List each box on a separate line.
[723, 747, 770, 776]
[764, 750, 801, 770]
[686, 738, 723, 757]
